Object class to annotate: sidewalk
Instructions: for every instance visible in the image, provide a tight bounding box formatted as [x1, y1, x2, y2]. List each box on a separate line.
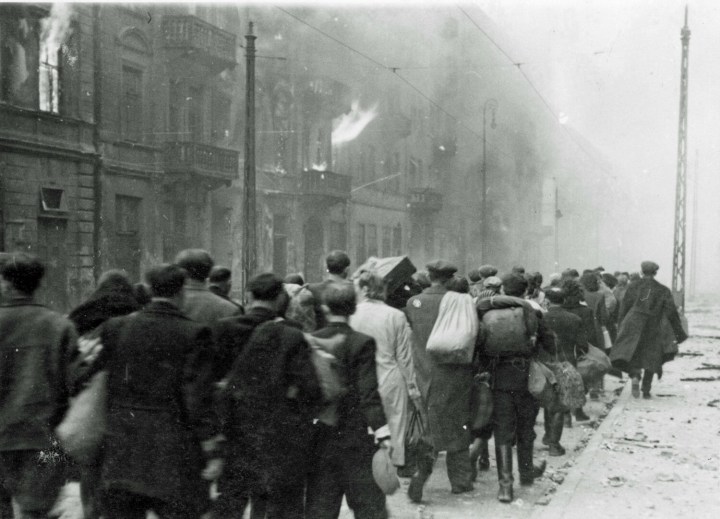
[532, 313, 720, 519]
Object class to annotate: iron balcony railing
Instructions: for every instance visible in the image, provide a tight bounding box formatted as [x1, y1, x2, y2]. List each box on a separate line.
[302, 169, 352, 199]
[162, 15, 236, 68]
[408, 187, 443, 213]
[164, 142, 238, 181]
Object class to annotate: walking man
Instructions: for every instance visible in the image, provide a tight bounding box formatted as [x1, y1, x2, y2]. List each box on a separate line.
[0, 254, 75, 519]
[611, 261, 687, 398]
[404, 260, 474, 502]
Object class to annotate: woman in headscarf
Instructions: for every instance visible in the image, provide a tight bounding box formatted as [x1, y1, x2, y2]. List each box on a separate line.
[350, 270, 422, 470]
[68, 270, 140, 519]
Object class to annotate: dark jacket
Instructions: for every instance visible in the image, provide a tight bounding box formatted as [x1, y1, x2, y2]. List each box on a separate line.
[611, 277, 687, 374]
[476, 297, 556, 391]
[544, 305, 588, 366]
[68, 292, 140, 337]
[213, 306, 277, 382]
[224, 320, 323, 495]
[563, 302, 601, 348]
[0, 297, 75, 451]
[312, 322, 387, 443]
[98, 301, 216, 511]
[583, 290, 608, 349]
[405, 285, 473, 452]
[306, 277, 353, 331]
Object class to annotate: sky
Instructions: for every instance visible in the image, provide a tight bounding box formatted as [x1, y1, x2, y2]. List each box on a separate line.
[475, 0, 720, 294]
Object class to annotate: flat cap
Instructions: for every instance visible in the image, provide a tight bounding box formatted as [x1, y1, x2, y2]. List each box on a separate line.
[478, 264, 498, 278]
[640, 261, 659, 275]
[426, 260, 457, 276]
[483, 276, 502, 288]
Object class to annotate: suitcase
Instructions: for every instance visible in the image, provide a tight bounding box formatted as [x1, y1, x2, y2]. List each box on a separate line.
[353, 255, 417, 296]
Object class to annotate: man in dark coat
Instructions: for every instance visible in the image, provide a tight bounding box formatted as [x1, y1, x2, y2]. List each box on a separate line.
[544, 288, 589, 452]
[404, 260, 473, 502]
[213, 273, 296, 518]
[306, 282, 390, 519]
[611, 261, 687, 398]
[208, 266, 244, 312]
[477, 274, 554, 503]
[222, 275, 323, 519]
[175, 249, 242, 323]
[304, 250, 353, 330]
[0, 254, 75, 519]
[97, 264, 219, 518]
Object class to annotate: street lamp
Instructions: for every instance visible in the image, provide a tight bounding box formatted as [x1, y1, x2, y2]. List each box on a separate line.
[481, 98, 498, 262]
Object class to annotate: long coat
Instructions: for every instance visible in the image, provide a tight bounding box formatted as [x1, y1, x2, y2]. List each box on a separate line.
[350, 299, 419, 465]
[611, 277, 687, 374]
[563, 302, 600, 348]
[99, 302, 216, 513]
[405, 286, 472, 453]
[224, 320, 323, 496]
[544, 306, 588, 366]
[583, 290, 608, 350]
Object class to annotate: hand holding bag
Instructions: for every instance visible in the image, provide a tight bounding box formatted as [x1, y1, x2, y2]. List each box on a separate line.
[576, 344, 612, 385]
[545, 352, 586, 412]
[528, 359, 559, 410]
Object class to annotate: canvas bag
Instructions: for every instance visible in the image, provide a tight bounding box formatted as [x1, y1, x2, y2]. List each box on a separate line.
[305, 332, 348, 426]
[480, 296, 538, 357]
[426, 291, 480, 364]
[286, 285, 318, 332]
[528, 359, 559, 410]
[576, 344, 612, 385]
[545, 360, 586, 411]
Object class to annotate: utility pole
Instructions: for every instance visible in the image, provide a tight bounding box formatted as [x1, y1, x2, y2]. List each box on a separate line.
[672, 6, 690, 314]
[242, 22, 257, 291]
[689, 150, 699, 300]
[481, 99, 497, 262]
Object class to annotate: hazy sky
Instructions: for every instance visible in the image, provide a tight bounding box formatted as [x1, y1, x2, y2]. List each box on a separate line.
[473, 0, 719, 292]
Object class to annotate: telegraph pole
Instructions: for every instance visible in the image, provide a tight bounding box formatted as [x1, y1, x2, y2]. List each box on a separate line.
[242, 22, 257, 291]
[689, 150, 699, 300]
[672, 6, 690, 314]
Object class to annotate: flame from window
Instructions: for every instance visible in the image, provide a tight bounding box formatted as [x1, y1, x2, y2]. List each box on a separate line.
[39, 3, 74, 113]
[331, 101, 378, 146]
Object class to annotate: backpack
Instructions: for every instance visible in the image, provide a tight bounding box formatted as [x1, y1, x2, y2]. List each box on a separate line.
[426, 292, 480, 365]
[305, 332, 348, 426]
[286, 284, 318, 332]
[480, 295, 538, 356]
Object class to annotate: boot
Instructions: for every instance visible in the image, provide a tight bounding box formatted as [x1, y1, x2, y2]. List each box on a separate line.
[408, 450, 434, 503]
[478, 438, 490, 471]
[469, 439, 481, 482]
[495, 444, 514, 503]
[641, 371, 653, 398]
[542, 408, 551, 445]
[574, 407, 590, 421]
[564, 412, 572, 428]
[517, 441, 546, 486]
[631, 376, 640, 398]
[447, 449, 473, 494]
[548, 411, 566, 457]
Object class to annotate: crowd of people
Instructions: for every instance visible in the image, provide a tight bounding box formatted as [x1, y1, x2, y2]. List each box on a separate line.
[0, 248, 688, 518]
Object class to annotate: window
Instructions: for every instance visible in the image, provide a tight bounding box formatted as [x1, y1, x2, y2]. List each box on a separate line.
[382, 226, 391, 257]
[115, 195, 141, 234]
[0, 9, 40, 109]
[367, 224, 378, 258]
[273, 215, 288, 277]
[392, 225, 402, 256]
[40, 187, 67, 212]
[189, 86, 203, 141]
[212, 90, 231, 145]
[169, 81, 183, 138]
[39, 33, 60, 113]
[357, 224, 366, 266]
[121, 66, 143, 141]
[330, 221, 346, 251]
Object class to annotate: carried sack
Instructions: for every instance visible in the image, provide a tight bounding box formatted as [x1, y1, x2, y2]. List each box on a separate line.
[576, 344, 612, 385]
[404, 408, 435, 474]
[469, 372, 493, 431]
[426, 292, 479, 364]
[305, 332, 348, 427]
[545, 360, 586, 411]
[528, 359, 559, 410]
[372, 447, 400, 495]
[55, 370, 108, 465]
[481, 296, 538, 357]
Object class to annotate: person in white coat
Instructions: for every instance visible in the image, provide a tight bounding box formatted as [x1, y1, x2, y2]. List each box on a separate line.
[350, 271, 422, 468]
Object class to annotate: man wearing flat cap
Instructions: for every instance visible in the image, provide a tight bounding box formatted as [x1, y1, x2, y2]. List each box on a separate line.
[468, 264, 498, 301]
[611, 261, 687, 398]
[404, 260, 474, 502]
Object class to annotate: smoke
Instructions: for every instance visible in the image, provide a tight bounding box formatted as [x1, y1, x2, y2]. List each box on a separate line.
[331, 100, 379, 146]
[41, 3, 75, 57]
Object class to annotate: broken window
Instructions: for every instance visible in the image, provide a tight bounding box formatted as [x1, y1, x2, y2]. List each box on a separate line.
[0, 7, 41, 109]
[39, 33, 59, 113]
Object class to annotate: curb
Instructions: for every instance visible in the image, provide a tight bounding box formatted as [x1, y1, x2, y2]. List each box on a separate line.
[530, 378, 632, 519]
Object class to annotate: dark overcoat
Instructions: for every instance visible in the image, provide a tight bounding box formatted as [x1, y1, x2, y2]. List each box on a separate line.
[405, 286, 472, 452]
[582, 290, 607, 350]
[98, 302, 216, 513]
[224, 320, 323, 496]
[563, 303, 600, 348]
[544, 306, 588, 366]
[611, 277, 687, 374]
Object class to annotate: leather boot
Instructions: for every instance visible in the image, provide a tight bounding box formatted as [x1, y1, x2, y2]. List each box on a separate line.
[408, 451, 434, 503]
[517, 441, 546, 486]
[548, 411, 566, 456]
[469, 439, 481, 482]
[478, 438, 490, 471]
[495, 444, 514, 503]
[574, 407, 590, 421]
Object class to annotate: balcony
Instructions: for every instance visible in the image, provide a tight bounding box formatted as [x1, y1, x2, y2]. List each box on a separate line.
[302, 169, 351, 200]
[162, 15, 236, 72]
[408, 187, 443, 213]
[164, 142, 239, 184]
